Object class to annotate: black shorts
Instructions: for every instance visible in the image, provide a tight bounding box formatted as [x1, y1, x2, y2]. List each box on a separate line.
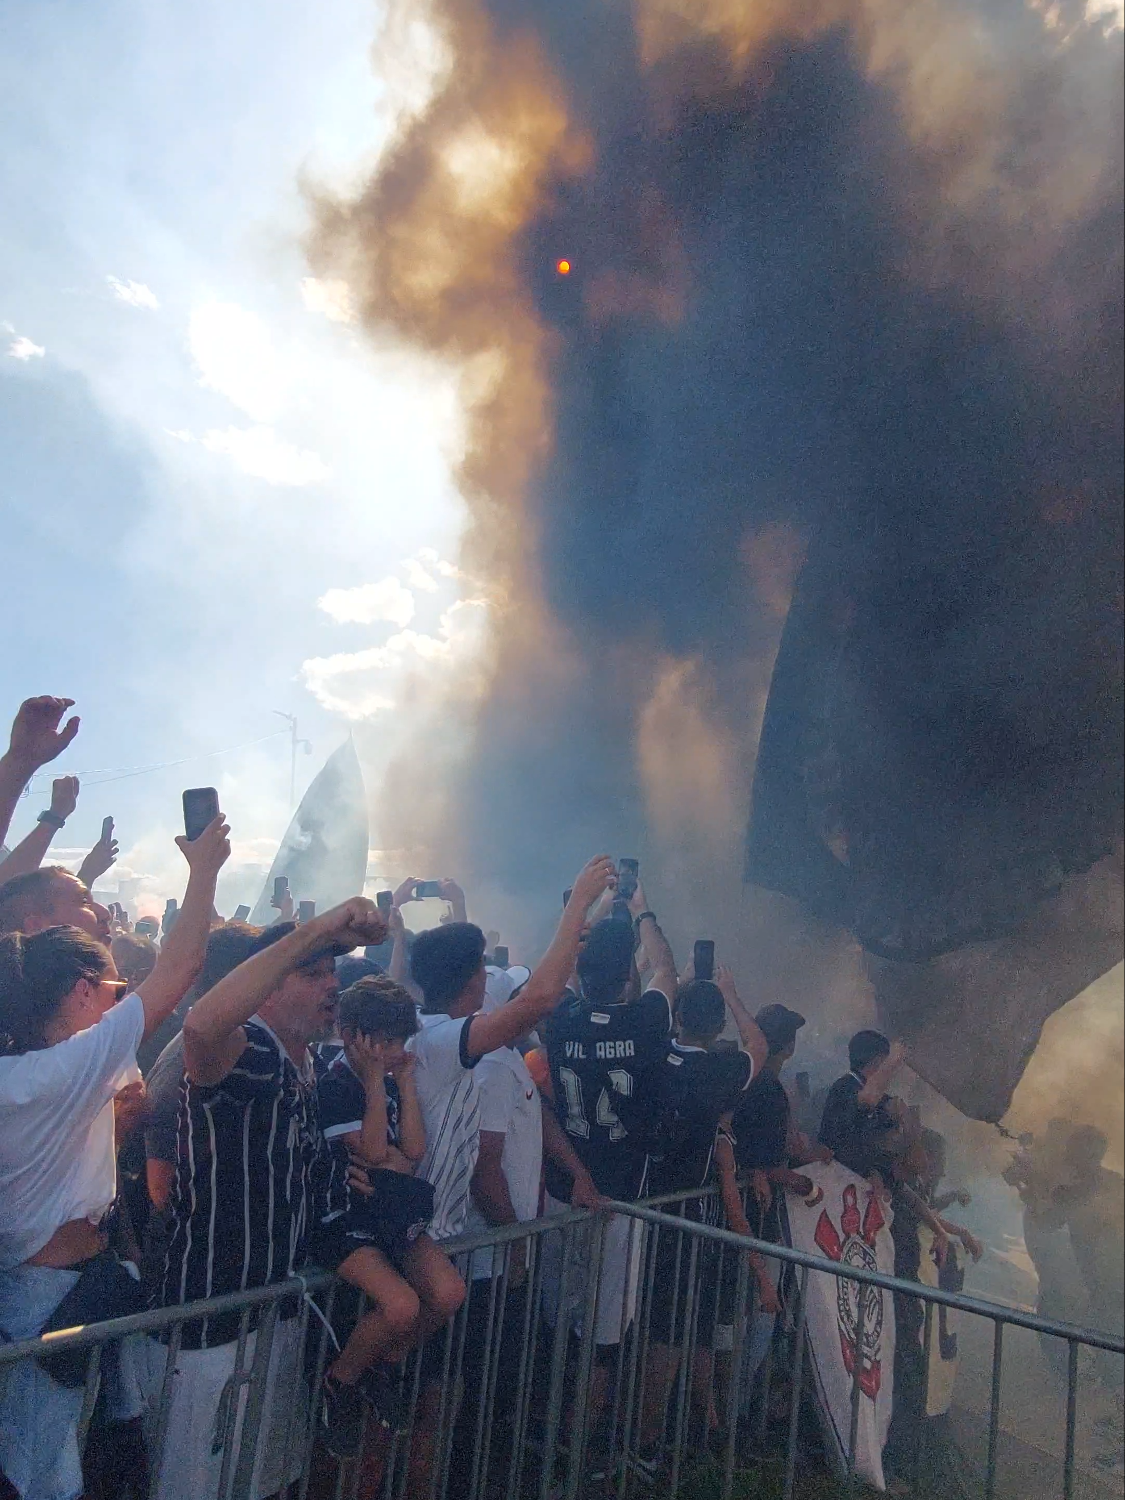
[310, 1170, 435, 1274]
[647, 1232, 722, 1350]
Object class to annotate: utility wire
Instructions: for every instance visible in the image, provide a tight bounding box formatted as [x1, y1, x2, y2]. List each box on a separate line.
[23, 730, 290, 790]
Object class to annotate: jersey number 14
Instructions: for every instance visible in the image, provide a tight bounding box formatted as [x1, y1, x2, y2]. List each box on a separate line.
[559, 1067, 633, 1144]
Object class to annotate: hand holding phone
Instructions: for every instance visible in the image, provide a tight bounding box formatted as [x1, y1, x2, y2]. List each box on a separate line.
[693, 939, 715, 982]
[101, 816, 115, 845]
[414, 880, 443, 900]
[233, 904, 251, 922]
[493, 945, 510, 968]
[182, 787, 220, 842]
[298, 900, 316, 924]
[617, 859, 639, 903]
[376, 890, 394, 913]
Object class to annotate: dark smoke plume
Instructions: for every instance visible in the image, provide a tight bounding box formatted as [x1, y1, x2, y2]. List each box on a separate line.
[310, 0, 1123, 1121]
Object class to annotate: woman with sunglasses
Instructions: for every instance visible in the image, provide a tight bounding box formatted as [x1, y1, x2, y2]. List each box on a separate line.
[0, 813, 230, 1500]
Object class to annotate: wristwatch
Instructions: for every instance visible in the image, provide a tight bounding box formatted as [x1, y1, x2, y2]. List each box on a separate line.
[37, 809, 67, 829]
[633, 910, 657, 931]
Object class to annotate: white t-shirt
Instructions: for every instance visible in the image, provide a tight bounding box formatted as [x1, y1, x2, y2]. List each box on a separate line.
[465, 1046, 543, 1280]
[0, 991, 144, 1268]
[407, 1012, 481, 1242]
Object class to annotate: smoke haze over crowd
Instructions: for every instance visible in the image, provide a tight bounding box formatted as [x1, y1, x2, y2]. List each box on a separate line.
[310, 0, 1123, 1120]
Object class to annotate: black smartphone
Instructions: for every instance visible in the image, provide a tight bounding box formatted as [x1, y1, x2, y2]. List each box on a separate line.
[273, 875, 289, 904]
[233, 904, 251, 922]
[693, 939, 715, 982]
[493, 945, 510, 968]
[563, 887, 573, 909]
[136, 917, 159, 938]
[165, 898, 178, 914]
[617, 858, 639, 903]
[415, 880, 443, 899]
[182, 787, 220, 842]
[101, 816, 115, 844]
[298, 900, 316, 924]
[376, 890, 394, 913]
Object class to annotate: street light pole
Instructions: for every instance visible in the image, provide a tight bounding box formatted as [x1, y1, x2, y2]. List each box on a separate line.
[273, 712, 312, 808]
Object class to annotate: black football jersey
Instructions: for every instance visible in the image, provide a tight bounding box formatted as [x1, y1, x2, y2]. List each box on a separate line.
[646, 1044, 754, 1219]
[543, 987, 673, 1202]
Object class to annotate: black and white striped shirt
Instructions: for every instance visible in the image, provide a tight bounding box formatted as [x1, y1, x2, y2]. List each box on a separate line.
[154, 1019, 320, 1348]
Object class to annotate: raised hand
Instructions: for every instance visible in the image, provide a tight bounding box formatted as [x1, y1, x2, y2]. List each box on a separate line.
[437, 879, 464, 904]
[314, 896, 389, 951]
[568, 854, 618, 914]
[392, 877, 419, 908]
[78, 823, 119, 886]
[50, 775, 80, 822]
[7, 697, 80, 772]
[175, 814, 232, 876]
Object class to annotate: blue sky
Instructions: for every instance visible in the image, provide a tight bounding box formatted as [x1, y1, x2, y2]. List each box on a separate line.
[0, 0, 477, 914]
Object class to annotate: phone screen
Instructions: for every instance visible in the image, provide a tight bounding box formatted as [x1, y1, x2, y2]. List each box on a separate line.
[693, 939, 715, 982]
[376, 890, 394, 912]
[298, 900, 316, 924]
[415, 880, 443, 899]
[273, 876, 289, 902]
[563, 887, 573, 909]
[493, 945, 510, 968]
[101, 816, 115, 843]
[182, 787, 220, 842]
[233, 904, 251, 922]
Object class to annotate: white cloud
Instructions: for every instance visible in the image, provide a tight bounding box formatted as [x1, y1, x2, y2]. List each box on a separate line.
[302, 598, 488, 719]
[7, 335, 44, 361]
[300, 277, 355, 324]
[318, 577, 416, 628]
[201, 424, 331, 486]
[402, 556, 440, 593]
[189, 301, 286, 422]
[107, 276, 160, 310]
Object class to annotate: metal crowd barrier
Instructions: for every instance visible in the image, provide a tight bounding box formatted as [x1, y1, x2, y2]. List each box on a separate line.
[1, 1191, 1121, 1500]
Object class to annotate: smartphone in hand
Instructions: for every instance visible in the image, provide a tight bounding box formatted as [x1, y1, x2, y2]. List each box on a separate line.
[617, 858, 639, 903]
[101, 816, 115, 844]
[298, 900, 316, 924]
[376, 890, 394, 913]
[415, 880, 443, 899]
[563, 887, 573, 909]
[693, 939, 715, 982]
[493, 945, 510, 968]
[233, 904, 251, 922]
[183, 787, 220, 842]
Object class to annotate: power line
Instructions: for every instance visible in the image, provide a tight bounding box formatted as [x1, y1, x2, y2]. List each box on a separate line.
[24, 730, 290, 790]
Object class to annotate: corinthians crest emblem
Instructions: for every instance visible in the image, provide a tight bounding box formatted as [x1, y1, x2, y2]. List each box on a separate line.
[813, 1183, 886, 1399]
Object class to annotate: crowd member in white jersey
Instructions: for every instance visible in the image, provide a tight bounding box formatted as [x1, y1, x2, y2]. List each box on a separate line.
[402, 854, 616, 1499]
[0, 813, 229, 1500]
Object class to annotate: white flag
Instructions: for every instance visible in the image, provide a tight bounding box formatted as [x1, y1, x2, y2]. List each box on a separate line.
[784, 1161, 897, 1492]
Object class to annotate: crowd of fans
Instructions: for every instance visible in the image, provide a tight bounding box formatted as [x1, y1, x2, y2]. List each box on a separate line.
[0, 694, 1026, 1500]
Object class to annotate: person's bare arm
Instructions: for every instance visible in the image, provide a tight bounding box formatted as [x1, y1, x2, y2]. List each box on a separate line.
[857, 1041, 908, 1109]
[134, 816, 231, 1040]
[471, 1131, 518, 1226]
[0, 776, 79, 884]
[899, 1182, 951, 1267]
[343, 1035, 390, 1165]
[465, 855, 616, 1058]
[714, 964, 769, 1075]
[0, 697, 80, 856]
[715, 1132, 752, 1236]
[540, 1098, 605, 1210]
[182, 897, 387, 1085]
[386, 904, 411, 984]
[390, 1054, 426, 1163]
[438, 879, 467, 924]
[625, 879, 677, 1000]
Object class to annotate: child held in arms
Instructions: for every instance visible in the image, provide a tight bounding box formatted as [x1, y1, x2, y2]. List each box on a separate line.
[312, 976, 464, 1457]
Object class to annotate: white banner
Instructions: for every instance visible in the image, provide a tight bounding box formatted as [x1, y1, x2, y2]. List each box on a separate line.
[785, 1162, 897, 1493]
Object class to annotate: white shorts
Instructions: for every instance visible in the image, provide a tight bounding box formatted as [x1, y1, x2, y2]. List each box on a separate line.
[144, 1315, 307, 1500]
[539, 1194, 644, 1348]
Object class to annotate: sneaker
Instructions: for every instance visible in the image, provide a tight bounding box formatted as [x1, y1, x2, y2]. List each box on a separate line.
[359, 1362, 406, 1431]
[319, 1373, 366, 1460]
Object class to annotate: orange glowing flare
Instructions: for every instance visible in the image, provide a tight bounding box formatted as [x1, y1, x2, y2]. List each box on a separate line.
[556, 259, 571, 275]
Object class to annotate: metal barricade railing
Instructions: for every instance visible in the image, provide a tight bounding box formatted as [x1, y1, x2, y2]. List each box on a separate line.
[1, 1194, 1121, 1500]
